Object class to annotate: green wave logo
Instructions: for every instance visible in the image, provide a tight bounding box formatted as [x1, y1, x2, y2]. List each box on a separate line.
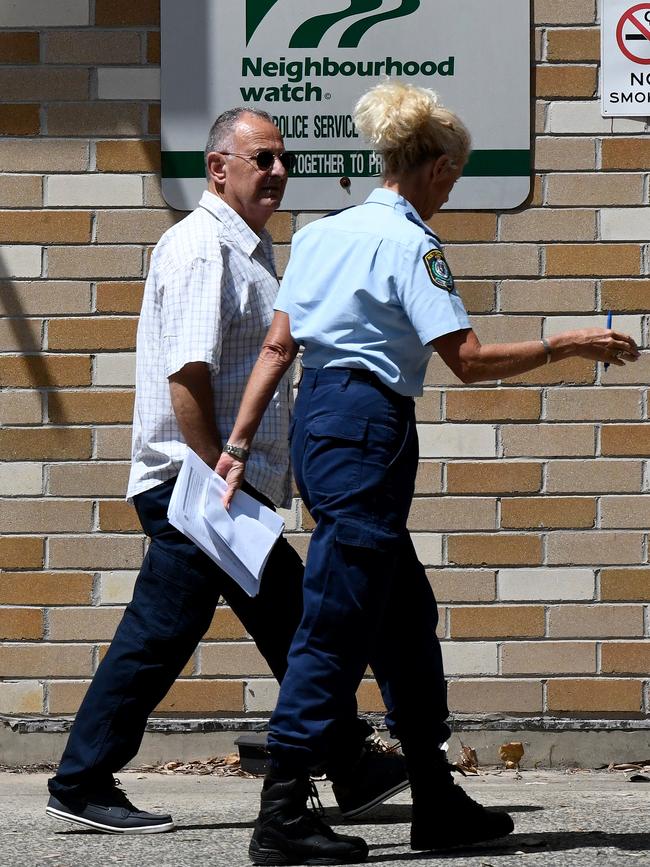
[246, 0, 421, 48]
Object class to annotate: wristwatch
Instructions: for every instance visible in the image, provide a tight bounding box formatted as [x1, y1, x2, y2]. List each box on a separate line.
[223, 443, 250, 462]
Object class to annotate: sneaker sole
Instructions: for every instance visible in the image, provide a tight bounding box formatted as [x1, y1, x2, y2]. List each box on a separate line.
[45, 805, 174, 834]
[411, 824, 514, 851]
[338, 778, 410, 819]
[249, 840, 366, 865]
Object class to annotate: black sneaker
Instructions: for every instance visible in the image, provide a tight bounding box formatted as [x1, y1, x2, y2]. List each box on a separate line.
[410, 781, 514, 850]
[249, 776, 368, 865]
[332, 742, 409, 819]
[46, 783, 174, 834]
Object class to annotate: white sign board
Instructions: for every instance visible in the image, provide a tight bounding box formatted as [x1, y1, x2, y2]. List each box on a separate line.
[602, 1, 650, 115]
[161, 0, 531, 211]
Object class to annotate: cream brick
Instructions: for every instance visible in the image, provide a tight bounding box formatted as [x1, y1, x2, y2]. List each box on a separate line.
[502, 641, 596, 675]
[0, 175, 42, 208]
[499, 280, 596, 313]
[602, 352, 650, 385]
[48, 607, 124, 641]
[601, 496, 650, 529]
[534, 137, 596, 171]
[0, 499, 92, 533]
[534, 0, 596, 25]
[0, 681, 43, 714]
[428, 569, 495, 602]
[548, 101, 644, 133]
[245, 679, 279, 712]
[98, 571, 137, 604]
[96, 210, 180, 244]
[546, 460, 642, 493]
[545, 315, 641, 343]
[0, 0, 89, 26]
[448, 679, 542, 714]
[48, 462, 130, 496]
[0, 643, 93, 677]
[0, 140, 88, 172]
[546, 174, 644, 206]
[408, 497, 496, 531]
[98, 68, 160, 100]
[502, 424, 595, 457]
[546, 531, 644, 565]
[0, 463, 42, 495]
[277, 500, 299, 532]
[0, 246, 41, 278]
[48, 246, 143, 279]
[546, 388, 642, 421]
[498, 568, 595, 601]
[548, 604, 644, 638]
[201, 643, 272, 677]
[470, 315, 541, 344]
[0, 319, 42, 351]
[0, 392, 42, 425]
[95, 427, 133, 459]
[411, 533, 443, 567]
[446, 244, 540, 278]
[0, 281, 91, 315]
[417, 424, 496, 458]
[46, 175, 142, 207]
[601, 209, 650, 242]
[440, 642, 498, 675]
[48, 535, 144, 569]
[94, 353, 136, 386]
[47, 103, 145, 137]
[500, 209, 595, 242]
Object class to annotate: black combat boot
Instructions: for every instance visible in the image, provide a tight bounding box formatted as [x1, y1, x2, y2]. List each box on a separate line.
[408, 750, 514, 851]
[249, 775, 369, 865]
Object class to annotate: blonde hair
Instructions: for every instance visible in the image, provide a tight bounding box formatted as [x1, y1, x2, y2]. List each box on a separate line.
[353, 80, 471, 177]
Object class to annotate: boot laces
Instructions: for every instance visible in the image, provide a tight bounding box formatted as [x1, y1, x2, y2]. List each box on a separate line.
[307, 779, 325, 817]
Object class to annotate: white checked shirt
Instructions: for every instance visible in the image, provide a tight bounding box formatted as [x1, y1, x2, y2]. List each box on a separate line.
[127, 190, 292, 507]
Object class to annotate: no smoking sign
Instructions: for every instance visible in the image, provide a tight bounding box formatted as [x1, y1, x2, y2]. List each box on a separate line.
[603, 0, 650, 114]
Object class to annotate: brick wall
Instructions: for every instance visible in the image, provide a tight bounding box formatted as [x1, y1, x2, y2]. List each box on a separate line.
[1, 0, 649, 731]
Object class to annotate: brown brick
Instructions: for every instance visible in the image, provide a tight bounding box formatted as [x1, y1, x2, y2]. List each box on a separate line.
[148, 104, 160, 136]
[446, 461, 542, 495]
[46, 30, 141, 64]
[602, 425, 650, 456]
[601, 569, 650, 602]
[155, 679, 243, 714]
[409, 497, 496, 532]
[0, 319, 42, 351]
[96, 140, 160, 173]
[546, 174, 643, 207]
[602, 139, 650, 170]
[0, 104, 40, 135]
[201, 643, 271, 677]
[449, 679, 543, 714]
[549, 604, 644, 638]
[547, 531, 644, 565]
[502, 641, 596, 675]
[96, 0, 160, 25]
[0, 140, 88, 172]
[507, 357, 595, 386]
[534, 0, 596, 25]
[546, 27, 600, 61]
[1, 281, 91, 315]
[147, 31, 161, 64]
[266, 211, 292, 243]
[0, 499, 92, 533]
[0, 428, 91, 460]
[470, 314, 542, 345]
[49, 391, 134, 424]
[99, 501, 140, 532]
[0, 175, 42, 208]
[601, 496, 650, 529]
[500, 208, 595, 242]
[96, 209, 181, 244]
[205, 608, 249, 641]
[49, 607, 123, 641]
[416, 391, 442, 423]
[446, 244, 539, 278]
[95, 282, 144, 314]
[502, 424, 595, 457]
[0, 210, 91, 243]
[0, 537, 43, 570]
[0, 32, 39, 63]
[501, 496, 595, 529]
[95, 426, 133, 459]
[49, 463, 130, 497]
[414, 461, 442, 495]
[451, 605, 544, 639]
[446, 389, 540, 422]
[545, 244, 640, 277]
[602, 352, 650, 386]
[47, 247, 143, 280]
[48, 535, 143, 570]
[546, 679, 642, 713]
[547, 388, 642, 421]
[546, 459, 642, 493]
[49, 317, 137, 351]
[602, 280, 650, 312]
[530, 174, 543, 207]
[0, 644, 93, 677]
[47, 103, 145, 137]
[601, 643, 650, 675]
[427, 569, 495, 602]
[0, 391, 42, 425]
[0, 67, 89, 101]
[447, 534, 542, 567]
[0, 355, 91, 387]
[536, 65, 597, 98]
[0, 572, 91, 605]
[455, 281, 495, 314]
[48, 680, 89, 714]
[534, 137, 596, 171]
[427, 213, 497, 242]
[0, 609, 43, 640]
[356, 681, 384, 713]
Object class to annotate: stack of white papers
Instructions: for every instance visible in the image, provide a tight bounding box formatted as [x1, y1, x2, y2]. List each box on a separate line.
[167, 449, 285, 597]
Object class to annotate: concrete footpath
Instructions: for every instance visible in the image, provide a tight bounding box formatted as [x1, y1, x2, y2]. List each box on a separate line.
[3, 769, 650, 866]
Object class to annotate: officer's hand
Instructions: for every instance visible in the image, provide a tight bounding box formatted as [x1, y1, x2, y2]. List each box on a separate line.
[215, 452, 246, 509]
[571, 328, 639, 366]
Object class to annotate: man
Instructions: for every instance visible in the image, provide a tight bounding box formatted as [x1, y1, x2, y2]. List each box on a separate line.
[44, 108, 407, 835]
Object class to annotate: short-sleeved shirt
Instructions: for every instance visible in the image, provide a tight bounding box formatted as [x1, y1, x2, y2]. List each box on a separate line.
[275, 188, 471, 396]
[127, 190, 292, 507]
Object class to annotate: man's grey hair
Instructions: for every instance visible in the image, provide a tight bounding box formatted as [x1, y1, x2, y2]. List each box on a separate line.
[204, 107, 274, 178]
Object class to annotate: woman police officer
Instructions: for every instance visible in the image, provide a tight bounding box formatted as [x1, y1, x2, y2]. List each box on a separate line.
[217, 81, 639, 865]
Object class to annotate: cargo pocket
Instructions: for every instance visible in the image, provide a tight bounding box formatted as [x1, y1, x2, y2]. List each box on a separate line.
[303, 413, 367, 495]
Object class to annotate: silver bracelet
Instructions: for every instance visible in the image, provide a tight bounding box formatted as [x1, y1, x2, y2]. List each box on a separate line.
[541, 337, 552, 364]
[223, 443, 250, 462]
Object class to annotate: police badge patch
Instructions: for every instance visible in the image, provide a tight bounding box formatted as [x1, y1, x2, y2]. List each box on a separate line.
[423, 248, 454, 292]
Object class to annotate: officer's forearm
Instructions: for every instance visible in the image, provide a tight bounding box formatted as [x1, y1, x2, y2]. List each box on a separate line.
[169, 362, 222, 467]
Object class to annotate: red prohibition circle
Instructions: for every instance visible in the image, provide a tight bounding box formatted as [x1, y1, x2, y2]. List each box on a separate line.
[617, 2, 650, 64]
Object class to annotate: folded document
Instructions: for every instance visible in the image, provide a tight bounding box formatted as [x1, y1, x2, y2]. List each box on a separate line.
[167, 448, 284, 597]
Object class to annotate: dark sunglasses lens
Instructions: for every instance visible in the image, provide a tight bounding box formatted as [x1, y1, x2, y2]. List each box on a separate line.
[255, 151, 275, 170]
[279, 152, 294, 172]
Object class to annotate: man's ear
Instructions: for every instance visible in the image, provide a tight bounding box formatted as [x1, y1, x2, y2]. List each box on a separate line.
[207, 151, 227, 186]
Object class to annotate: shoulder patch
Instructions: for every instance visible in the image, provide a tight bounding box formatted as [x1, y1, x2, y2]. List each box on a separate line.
[423, 248, 454, 292]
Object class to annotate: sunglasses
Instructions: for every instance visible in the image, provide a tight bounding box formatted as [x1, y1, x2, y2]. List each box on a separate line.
[221, 150, 295, 173]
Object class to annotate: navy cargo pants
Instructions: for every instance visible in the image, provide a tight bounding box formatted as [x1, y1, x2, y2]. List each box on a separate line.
[49, 477, 372, 798]
[267, 368, 451, 776]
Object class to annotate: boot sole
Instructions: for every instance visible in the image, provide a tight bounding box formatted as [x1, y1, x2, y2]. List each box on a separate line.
[338, 778, 410, 819]
[46, 805, 174, 834]
[249, 839, 367, 865]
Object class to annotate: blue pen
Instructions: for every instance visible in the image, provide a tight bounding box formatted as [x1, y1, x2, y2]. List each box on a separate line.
[604, 310, 612, 370]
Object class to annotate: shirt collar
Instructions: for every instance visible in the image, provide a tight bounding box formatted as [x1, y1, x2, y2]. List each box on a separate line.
[364, 187, 440, 242]
[199, 189, 266, 258]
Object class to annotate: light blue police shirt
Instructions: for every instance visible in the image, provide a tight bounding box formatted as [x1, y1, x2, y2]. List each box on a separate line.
[274, 188, 471, 396]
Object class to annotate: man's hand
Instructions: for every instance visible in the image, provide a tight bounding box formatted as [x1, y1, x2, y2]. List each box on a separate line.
[215, 452, 246, 509]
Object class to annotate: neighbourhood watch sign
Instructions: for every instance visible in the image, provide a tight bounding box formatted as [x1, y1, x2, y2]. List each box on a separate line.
[161, 0, 531, 211]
